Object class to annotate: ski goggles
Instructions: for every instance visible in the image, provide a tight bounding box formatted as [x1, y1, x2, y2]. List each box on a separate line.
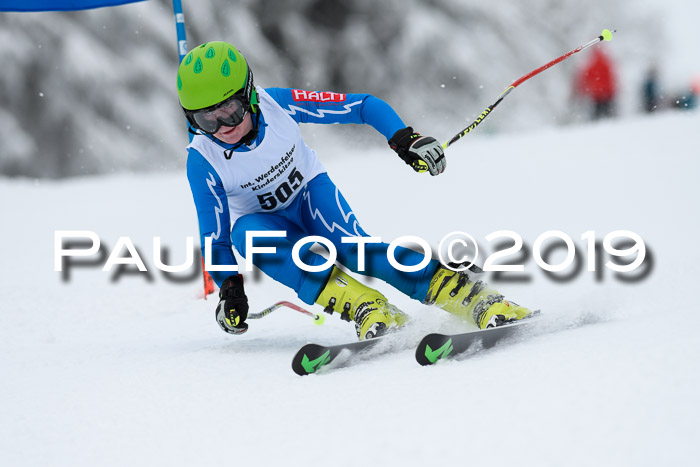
[184, 93, 249, 134]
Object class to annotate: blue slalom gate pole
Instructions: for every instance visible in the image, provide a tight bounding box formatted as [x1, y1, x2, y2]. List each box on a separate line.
[171, 0, 192, 141]
[172, 0, 188, 63]
[173, 0, 214, 297]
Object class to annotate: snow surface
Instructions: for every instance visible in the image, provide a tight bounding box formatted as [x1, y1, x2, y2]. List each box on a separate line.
[2, 110, 700, 466]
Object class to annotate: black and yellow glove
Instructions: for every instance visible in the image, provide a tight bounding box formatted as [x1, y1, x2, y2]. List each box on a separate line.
[389, 126, 446, 175]
[215, 275, 249, 335]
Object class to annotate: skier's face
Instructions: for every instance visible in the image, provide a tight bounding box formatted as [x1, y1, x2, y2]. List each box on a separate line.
[214, 112, 253, 144]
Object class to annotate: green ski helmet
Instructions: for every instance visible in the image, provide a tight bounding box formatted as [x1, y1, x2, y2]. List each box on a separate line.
[176, 41, 258, 112]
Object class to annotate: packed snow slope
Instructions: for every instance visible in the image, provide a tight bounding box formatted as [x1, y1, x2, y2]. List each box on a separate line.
[1, 110, 699, 466]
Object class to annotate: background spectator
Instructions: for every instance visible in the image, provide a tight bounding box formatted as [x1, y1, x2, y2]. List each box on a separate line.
[576, 47, 618, 120]
[642, 65, 660, 112]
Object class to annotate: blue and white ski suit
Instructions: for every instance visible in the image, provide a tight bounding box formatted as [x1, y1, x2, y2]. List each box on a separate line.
[186, 87, 437, 304]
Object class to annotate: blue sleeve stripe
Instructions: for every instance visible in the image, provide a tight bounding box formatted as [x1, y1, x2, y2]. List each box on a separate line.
[286, 99, 363, 119]
[204, 172, 225, 242]
[265, 87, 405, 140]
[186, 149, 238, 286]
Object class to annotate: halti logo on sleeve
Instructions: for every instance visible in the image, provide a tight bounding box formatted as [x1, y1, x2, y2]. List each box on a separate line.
[292, 90, 346, 102]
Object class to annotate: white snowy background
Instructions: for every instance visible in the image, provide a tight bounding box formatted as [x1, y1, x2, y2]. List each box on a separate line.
[1, 0, 698, 178]
[1, 0, 699, 466]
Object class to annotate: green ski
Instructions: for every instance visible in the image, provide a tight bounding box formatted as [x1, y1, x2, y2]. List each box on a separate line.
[415, 317, 539, 366]
[291, 338, 383, 376]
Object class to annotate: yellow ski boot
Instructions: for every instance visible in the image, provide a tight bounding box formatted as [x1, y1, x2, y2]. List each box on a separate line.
[425, 264, 532, 329]
[316, 266, 408, 340]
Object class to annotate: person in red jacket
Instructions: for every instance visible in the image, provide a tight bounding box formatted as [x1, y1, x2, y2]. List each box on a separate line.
[576, 47, 618, 120]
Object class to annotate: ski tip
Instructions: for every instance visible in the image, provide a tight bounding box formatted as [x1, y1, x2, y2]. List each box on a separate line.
[291, 343, 331, 376]
[601, 29, 614, 42]
[415, 333, 453, 366]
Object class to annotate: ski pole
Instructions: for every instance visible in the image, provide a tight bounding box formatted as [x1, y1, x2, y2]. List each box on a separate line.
[443, 28, 615, 149]
[248, 301, 325, 325]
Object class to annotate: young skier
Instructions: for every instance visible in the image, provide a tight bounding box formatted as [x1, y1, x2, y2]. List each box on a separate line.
[177, 41, 532, 340]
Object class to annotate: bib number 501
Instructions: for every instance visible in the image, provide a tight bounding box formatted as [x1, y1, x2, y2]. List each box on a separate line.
[257, 168, 304, 210]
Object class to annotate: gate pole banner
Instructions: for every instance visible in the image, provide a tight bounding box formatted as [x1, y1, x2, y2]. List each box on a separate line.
[0, 0, 148, 12]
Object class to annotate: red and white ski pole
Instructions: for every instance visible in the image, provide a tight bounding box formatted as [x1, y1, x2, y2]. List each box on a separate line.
[443, 28, 615, 149]
[247, 300, 325, 325]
